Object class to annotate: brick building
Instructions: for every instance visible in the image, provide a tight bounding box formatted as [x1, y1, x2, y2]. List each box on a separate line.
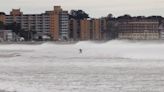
[80, 18, 104, 40]
[118, 19, 160, 40]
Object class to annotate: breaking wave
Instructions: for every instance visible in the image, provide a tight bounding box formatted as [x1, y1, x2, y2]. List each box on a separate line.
[0, 40, 164, 60]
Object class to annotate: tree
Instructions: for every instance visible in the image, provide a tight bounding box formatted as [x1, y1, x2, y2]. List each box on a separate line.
[107, 20, 119, 39]
[118, 14, 132, 20]
[0, 21, 4, 29]
[107, 13, 113, 19]
[147, 16, 163, 23]
[5, 22, 34, 41]
[70, 10, 89, 20]
[5, 22, 21, 34]
[147, 16, 163, 20]
[69, 10, 90, 40]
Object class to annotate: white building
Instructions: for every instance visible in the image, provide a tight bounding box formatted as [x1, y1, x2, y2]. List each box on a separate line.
[5, 9, 51, 40]
[59, 11, 69, 40]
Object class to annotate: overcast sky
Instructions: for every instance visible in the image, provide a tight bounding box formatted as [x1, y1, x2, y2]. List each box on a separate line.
[1, 0, 164, 18]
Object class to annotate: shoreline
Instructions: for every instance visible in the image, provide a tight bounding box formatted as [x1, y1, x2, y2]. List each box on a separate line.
[0, 41, 79, 45]
[0, 41, 44, 45]
[0, 40, 164, 45]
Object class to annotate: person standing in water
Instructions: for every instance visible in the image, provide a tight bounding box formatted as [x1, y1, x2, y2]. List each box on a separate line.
[79, 49, 82, 54]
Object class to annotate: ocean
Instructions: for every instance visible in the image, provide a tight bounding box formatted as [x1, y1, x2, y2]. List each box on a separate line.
[0, 40, 164, 92]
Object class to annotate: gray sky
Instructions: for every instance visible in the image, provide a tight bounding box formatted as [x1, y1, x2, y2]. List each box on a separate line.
[1, 0, 164, 18]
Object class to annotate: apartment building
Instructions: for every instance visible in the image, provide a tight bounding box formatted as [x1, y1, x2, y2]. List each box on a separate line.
[0, 12, 5, 22]
[1, 5, 163, 41]
[80, 19, 91, 40]
[80, 18, 104, 40]
[91, 19, 102, 40]
[99, 17, 109, 40]
[69, 18, 79, 40]
[59, 11, 69, 40]
[0, 9, 51, 40]
[0, 6, 69, 41]
[118, 19, 160, 40]
[21, 14, 51, 39]
[48, 6, 69, 40]
[69, 10, 89, 40]
[159, 21, 164, 40]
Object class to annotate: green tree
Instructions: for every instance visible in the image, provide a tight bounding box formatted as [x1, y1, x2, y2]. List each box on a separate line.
[5, 22, 21, 34]
[70, 10, 89, 20]
[0, 21, 4, 29]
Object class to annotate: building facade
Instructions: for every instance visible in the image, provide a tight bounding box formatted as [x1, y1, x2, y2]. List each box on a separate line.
[69, 18, 79, 40]
[99, 17, 109, 40]
[0, 6, 69, 41]
[118, 19, 160, 40]
[0, 9, 51, 40]
[159, 21, 164, 40]
[48, 6, 69, 40]
[80, 18, 104, 40]
[0, 12, 5, 23]
[1, 6, 164, 41]
[80, 19, 91, 40]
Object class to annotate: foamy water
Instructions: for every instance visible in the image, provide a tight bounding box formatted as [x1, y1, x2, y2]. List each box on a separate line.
[0, 40, 164, 92]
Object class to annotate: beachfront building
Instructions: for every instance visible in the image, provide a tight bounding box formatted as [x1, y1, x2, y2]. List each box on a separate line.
[69, 18, 79, 40]
[80, 18, 105, 40]
[47, 6, 69, 40]
[0, 12, 5, 23]
[0, 9, 51, 40]
[159, 21, 164, 40]
[1, 6, 164, 41]
[69, 10, 90, 40]
[99, 17, 109, 40]
[80, 19, 91, 40]
[118, 19, 160, 40]
[0, 6, 69, 41]
[46, 6, 69, 40]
